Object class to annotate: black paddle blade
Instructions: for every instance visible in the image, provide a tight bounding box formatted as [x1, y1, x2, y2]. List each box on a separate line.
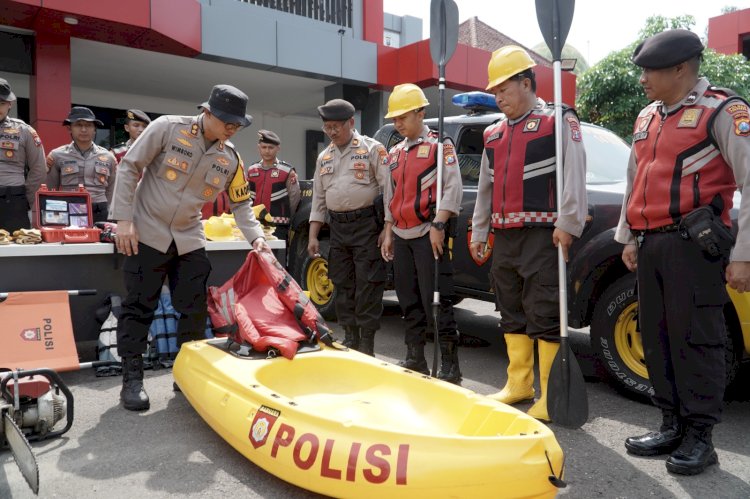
[548, 337, 588, 428]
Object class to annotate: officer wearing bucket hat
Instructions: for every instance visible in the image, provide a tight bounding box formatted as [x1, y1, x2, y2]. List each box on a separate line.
[380, 83, 464, 383]
[308, 99, 389, 355]
[615, 29, 750, 476]
[109, 84, 269, 412]
[112, 109, 151, 163]
[46, 106, 118, 223]
[245, 129, 300, 243]
[0, 77, 46, 232]
[470, 46, 587, 421]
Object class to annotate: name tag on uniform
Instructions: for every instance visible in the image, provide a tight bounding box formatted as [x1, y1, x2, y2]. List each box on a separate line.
[486, 132, 502, 143]
[678, 109, 702, 128]
[416, 145, 430, 158]
[248, 171, 260, 177]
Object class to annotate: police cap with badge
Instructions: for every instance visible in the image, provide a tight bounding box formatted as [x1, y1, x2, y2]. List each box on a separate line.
[317, 99, 355, 121]
[125, 109, 151, 125]
[632, 29, 704, 69]
[258, 129, 281, 146]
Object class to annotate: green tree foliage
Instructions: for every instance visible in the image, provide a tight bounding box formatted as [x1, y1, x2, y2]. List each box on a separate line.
[576, 15, 750, 141]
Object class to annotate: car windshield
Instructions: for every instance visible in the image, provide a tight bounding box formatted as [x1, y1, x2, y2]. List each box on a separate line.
[582, 124, 629, 185]
[376, 119, 630, 188]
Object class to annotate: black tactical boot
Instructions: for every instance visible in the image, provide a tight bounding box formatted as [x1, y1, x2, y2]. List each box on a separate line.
[341, 326, 360, 351]
[120, 356, 150, 411]
[625, 412, 683, 456]
[437, 341, 462, 385]
[398, 344, 430, 375]
[666, 423, 719, 475]
[359, 329, 376, 356]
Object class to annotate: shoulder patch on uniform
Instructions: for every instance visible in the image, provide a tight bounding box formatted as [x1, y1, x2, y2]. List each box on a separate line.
[566, 116, 582, 142]
[29, 127, 42, 147]
[228, 165, 250, 203]
[444, 144, 457, 166]
[725, 102, 750, 117]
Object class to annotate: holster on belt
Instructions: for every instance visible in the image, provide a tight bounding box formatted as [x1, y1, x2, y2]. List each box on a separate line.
[678, 206, 735, 258]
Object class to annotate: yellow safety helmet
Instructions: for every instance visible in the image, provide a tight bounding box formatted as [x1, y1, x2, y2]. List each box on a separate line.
[486, 45, 536, 91]
[385, 83, 430, 119]
[204, 216, 236, 241]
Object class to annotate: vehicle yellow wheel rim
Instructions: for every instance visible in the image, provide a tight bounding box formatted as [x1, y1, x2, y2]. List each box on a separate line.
[306, 257, 333, 306]
[613, 302, 649, 379]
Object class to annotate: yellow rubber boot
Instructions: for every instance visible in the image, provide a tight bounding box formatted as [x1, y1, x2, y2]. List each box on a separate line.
[488, 334, 535, 404]
[527, 340, 560, 422]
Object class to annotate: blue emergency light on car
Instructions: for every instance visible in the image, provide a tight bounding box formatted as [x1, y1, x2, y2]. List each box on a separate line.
[452, 92, 499, 112]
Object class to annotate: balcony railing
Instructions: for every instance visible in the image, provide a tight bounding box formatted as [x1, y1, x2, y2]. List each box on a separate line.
[238, 0, 353, 28]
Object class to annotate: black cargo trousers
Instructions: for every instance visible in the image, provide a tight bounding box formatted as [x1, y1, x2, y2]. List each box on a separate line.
[327, 207, 386, 332]
[636, 230, 728, 425]
[393, 231, 458, 347]
[117, 241, 211, 356]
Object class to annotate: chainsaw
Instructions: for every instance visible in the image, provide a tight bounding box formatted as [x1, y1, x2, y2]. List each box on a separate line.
[0, 368, 74, 495]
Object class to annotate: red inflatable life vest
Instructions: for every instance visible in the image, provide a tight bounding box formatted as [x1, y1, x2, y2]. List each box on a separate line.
[207, 250, 333, 358]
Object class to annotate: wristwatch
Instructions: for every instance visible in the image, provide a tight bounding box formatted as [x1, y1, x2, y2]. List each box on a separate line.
[431, 221, 446, 231]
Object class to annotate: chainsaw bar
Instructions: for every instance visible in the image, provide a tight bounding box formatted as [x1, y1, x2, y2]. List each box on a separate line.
[4, 412, 39, 494]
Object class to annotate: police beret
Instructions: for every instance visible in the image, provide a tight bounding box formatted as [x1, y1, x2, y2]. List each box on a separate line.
[126, 109, 151, 124]
[258, 129, 281, 145]
[317, 99, 355, 121]
[63, 106, 104, 127]
[632, 29, 704, 69]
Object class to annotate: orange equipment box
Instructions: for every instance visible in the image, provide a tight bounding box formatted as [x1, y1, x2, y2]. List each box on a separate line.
[35, 184, 101, 243]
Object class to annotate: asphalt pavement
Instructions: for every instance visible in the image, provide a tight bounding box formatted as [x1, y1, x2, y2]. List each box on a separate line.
[2, 298, 749, 499]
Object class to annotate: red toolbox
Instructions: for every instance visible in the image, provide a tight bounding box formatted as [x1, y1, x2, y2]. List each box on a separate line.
[35, 184, 101, 243]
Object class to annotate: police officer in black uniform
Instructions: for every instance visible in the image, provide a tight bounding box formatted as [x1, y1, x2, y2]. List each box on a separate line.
[0, 78, 46, 231]
[615, 29, 750, 476]
[308, 99, 389, 355]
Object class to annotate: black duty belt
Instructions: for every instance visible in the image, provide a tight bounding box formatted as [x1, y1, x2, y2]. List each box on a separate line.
[632, 223, 680, 236]
[328, 205, 375, 223]
[0, 185, 25, 197]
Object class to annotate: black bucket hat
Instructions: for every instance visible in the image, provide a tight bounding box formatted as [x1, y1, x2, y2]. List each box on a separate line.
[63, 106, 104, 127]
[198, 85, 253, 127]
[0, 78, 16, 102]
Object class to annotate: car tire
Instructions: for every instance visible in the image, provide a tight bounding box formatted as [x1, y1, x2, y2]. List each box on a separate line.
[590, 274, 652, 401]
[591, 273, 743, 402]
[291, 235, 337, 321]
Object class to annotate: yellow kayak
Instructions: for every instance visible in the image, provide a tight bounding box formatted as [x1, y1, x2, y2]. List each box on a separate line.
[174, 339, 565, 499]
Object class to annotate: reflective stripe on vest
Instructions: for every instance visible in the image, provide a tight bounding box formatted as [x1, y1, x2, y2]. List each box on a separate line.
[247, 163, 292, 224]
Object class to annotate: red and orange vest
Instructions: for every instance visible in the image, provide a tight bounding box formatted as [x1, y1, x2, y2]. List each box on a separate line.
[246, 161, 293, 225]
[627, 88, 737, 230]
[388, 131, 440, 229]
[484, 105, 559, 229]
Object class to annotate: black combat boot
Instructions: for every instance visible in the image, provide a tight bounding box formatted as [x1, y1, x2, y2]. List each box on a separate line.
[666, 423, 719, 475]
[120, 356, 150, 411]
[359, 329, 376, 356]
[436, 341, 462, 385]
[398, 344, 430, 375]
[625, 412, 683, 456]
[341, 326, 360, 351]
